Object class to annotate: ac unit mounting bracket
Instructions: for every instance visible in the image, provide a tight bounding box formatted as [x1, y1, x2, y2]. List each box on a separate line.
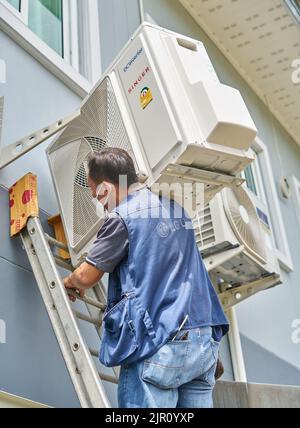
[0, 109, 80, 170]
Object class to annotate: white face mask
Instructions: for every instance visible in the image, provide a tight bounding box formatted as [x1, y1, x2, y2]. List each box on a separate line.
[92, 183, 113, 219]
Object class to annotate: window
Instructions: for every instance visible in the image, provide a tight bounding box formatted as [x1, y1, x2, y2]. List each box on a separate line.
[28, 0, 64, 57]
[244, 164, 258, 196]
[248, 139, 294, 272]
[3, 0, 67, 58]
[1, 0, 102, 87]
[241, 149, 264, 200]
[6, 0, 20, 10]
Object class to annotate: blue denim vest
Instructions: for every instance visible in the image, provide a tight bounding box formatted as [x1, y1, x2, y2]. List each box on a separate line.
[99, 189, 229, 367]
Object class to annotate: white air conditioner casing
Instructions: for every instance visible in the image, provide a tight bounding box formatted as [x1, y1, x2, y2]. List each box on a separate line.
[47, 23, 257, 266]
[194, 185, 280, 286]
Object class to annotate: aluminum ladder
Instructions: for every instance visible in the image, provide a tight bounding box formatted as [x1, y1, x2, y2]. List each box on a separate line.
[21, 216, 118, 408]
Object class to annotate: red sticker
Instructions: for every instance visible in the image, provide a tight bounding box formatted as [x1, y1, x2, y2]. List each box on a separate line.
[10, 220, 15, 226]
[9, 199, 14, 208]
[22, 190, 33, 205]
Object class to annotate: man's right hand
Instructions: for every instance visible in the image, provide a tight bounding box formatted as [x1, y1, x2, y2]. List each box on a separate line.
[215, 359, 225, 381]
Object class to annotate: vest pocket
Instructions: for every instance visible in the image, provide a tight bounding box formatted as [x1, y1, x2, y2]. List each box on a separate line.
[100, 293, 138, 367]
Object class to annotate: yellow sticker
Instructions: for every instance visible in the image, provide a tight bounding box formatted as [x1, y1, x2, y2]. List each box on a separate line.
[140, 87, 153, 110]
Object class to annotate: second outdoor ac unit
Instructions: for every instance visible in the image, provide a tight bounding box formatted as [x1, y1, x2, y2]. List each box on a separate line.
[194, 185, 280, 286]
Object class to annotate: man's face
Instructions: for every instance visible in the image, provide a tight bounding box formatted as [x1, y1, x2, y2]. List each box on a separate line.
[88, 176, 118, 211]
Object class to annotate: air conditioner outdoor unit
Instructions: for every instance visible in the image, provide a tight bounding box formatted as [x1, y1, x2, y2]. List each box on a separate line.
[47, 23, 257, 266]
[194, 185, 281, 287]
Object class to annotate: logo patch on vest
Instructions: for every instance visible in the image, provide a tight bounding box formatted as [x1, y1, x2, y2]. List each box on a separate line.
[156, 222, 171, 238]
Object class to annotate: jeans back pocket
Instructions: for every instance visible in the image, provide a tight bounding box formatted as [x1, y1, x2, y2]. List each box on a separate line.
[142, 341, 189, 389]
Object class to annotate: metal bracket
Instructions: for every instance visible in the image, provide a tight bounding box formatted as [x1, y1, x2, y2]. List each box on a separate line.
[204, 246, 245, 272]
[155, 163, 245, 211]
[162, 163, 245, 188]
[0, 109, 80, 169]
[219, 274, 282, 311]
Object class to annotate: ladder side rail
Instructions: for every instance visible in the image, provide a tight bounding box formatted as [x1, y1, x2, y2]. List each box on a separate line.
[22, 217, 111, 408]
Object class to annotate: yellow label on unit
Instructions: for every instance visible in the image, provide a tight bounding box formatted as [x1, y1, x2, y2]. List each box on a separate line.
[140, 86, 153, 110]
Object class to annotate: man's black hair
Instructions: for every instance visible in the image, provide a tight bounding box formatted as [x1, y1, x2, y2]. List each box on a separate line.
[88, 147, 138, 187]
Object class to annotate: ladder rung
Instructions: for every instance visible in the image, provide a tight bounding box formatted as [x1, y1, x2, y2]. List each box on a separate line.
[74, 310, 102, 327]
[89, 348, 99, 358]
[45, 234, 69, 252]
[68, 290, 106, 311]
[54, 256, 74, 272]
[99, 373, 118, 385]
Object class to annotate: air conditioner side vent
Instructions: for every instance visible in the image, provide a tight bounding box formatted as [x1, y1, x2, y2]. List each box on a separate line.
[193, 204, 216, 248]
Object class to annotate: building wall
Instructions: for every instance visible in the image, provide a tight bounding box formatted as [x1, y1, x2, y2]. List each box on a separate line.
[1, 0, 300, 408]
[0, 30, 80, 214]
[98, 0, 141, 72]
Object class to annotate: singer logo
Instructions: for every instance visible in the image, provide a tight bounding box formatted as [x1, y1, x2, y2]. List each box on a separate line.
[128, 67, 151, 94]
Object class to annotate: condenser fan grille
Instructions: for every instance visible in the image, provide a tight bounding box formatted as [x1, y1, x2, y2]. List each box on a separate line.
[85, 136, 107, 153]
[74, 137, 107, 188]
[222, 187, 266, 264]
[48, 77, 137, 252]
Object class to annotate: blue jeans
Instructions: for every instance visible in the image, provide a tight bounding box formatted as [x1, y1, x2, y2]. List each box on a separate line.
[118, 327, 220, 408]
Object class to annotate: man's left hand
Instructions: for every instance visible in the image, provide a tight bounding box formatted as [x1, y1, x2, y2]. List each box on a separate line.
[64, 275, 85, 302]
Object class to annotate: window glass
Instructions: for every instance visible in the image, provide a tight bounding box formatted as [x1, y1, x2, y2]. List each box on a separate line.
[244, 164, 258, 196]
[28, 0, 64, 57]
[6, 0, 20, 11]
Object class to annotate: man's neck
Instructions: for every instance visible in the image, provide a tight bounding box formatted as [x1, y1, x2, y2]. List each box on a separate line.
[117, 183, 146, 206]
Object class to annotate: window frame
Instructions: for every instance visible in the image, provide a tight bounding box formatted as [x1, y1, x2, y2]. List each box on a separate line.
[241, 149, 265, 201]
[0, 0, 101, 94]
[251, 138, 294, 272]
[4, 0, 71, 62]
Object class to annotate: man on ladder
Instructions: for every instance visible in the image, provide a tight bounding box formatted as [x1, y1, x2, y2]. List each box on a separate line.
[64, 147, 229, 408]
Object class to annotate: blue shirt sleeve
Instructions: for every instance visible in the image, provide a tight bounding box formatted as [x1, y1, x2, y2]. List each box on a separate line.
[86, 214, 129, 273]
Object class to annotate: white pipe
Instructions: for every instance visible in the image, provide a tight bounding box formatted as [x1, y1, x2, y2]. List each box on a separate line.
[227, 307, 247, 383]
[139, 0, 145, 23]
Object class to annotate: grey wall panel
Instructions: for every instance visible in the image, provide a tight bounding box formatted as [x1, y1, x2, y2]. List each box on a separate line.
[214, 381, 300, 408]
[247, 383, 300, 409]
[219, 334, 234, 382]
[213, 381, 249, 408]
[0, 259, 118, 408]
[241, 335, 300, 387]
[0, 31, 81, 214]
[0, 257, 80, 408]
[98, 0, 141, 71]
